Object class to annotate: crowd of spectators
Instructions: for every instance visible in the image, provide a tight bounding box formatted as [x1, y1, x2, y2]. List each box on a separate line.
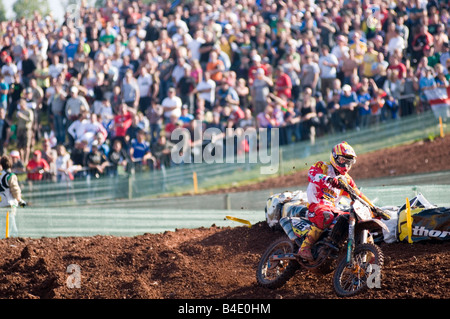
[0, 0, 449, 183]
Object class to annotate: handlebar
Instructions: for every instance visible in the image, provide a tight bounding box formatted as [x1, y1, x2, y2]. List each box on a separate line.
[337, 176, 390, 220]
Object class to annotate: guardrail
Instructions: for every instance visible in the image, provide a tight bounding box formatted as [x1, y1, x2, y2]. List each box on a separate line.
[3, 182, 450, 239]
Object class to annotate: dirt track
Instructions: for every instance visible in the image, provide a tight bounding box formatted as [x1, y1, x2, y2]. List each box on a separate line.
[0, 136, 449, 300]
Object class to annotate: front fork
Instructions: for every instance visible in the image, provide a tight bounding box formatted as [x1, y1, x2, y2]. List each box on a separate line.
[346, 216, 355, 264]
[346, 215, 370, 264]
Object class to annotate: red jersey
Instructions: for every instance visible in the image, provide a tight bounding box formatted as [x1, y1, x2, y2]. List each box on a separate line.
[306, 161, 359, 205]
[26, 158, 50, 181]
[275, 73, 292, 99]
[114, 112, 133, 137]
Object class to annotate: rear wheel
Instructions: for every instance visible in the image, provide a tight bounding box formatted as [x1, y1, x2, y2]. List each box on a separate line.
[256, 237, 300, 289]
[333, 243, 384, 297]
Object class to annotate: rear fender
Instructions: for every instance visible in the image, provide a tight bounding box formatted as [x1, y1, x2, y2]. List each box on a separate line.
[356, 219, 389, 234]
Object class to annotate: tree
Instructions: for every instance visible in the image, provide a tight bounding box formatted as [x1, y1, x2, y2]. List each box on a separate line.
[0, 0, 6, 22]
[13, 0, 50, 20]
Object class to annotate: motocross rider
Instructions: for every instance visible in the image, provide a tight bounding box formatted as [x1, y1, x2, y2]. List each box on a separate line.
[298, 141, 386, 261]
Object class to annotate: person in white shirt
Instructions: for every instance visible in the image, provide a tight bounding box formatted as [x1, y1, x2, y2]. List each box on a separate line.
[137, 66, 153, 112]
[331, 35, 349, 73]
[161, 87, 182, 122]
[65, 86, 90, 122]
[318, 45, 339, 97]
[1, 56, 17, 85]
[192, 71, 216, 110]
[48, 55, 64, 79]
[187, 30, 205, 62]
[387, 27, 406, 57]
[171, 57, 191, 85]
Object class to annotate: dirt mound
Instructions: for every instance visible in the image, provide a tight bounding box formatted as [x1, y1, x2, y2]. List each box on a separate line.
[0, 136, 449, 300]
[0, 222, 448, 300]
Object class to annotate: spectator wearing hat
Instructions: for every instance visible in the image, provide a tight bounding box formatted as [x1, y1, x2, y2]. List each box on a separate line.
[1, 56, 17, 85]
[26, 149, 49, 182]
[248, 54, 269, 86]
[65, 86, 90, 124]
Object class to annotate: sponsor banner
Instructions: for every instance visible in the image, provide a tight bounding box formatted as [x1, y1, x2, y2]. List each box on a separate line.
[398, 207, 450, 242]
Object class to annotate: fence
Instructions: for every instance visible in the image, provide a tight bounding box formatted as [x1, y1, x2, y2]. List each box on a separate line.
[20, 110, 449, 208]
[2, 182, 450, 239]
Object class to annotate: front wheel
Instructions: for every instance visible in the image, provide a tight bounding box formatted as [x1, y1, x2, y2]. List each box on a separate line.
[333, 243, 384, 297]
[256, 237, 300, 289]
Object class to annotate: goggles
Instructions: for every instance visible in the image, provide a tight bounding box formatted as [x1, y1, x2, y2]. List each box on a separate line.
[336, 155, 356, 167]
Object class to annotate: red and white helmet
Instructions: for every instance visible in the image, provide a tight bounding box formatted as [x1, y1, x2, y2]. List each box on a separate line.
[330, 141, 357, 175]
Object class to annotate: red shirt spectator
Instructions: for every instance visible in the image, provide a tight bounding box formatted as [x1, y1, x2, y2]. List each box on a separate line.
[248, 55, 270, 85]
[113, 103, 133, 138]
[229, 106, 245, 124]
[26, 150, 50, 181]
[388, 57, 407, 79]
[274, 67, 292, 99]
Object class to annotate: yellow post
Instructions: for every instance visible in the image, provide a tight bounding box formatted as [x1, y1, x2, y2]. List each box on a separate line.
[5, 211, 9, 239]
[226, 216, 252, 228]
[439, 116, 444, 138]
[193, 172, 198, 194]
[405, 198, 413, 244]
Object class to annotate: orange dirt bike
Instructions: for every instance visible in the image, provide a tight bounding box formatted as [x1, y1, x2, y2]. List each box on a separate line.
[256, 177, 391, 297]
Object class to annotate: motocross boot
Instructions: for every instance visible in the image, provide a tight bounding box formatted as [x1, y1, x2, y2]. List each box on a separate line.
[298, 226, 323, 261]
